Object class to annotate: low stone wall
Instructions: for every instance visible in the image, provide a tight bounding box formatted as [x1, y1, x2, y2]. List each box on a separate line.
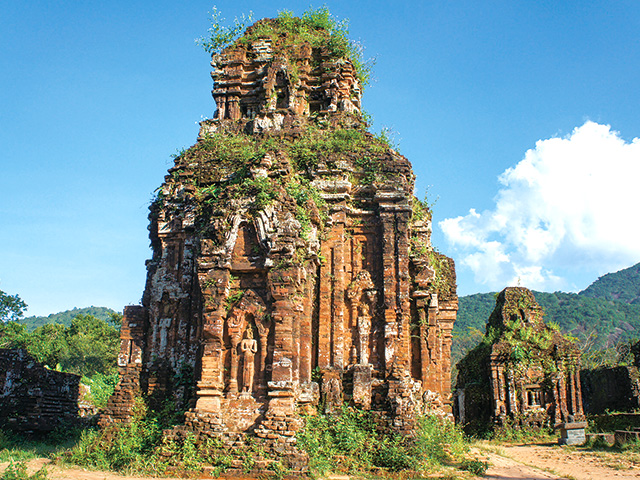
[581, 366, 640, 414]
[588, 412, 640, 432]
[0, 348, 80, 432]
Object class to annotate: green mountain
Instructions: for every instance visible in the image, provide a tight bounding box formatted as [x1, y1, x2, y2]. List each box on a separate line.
[19, 306, 118, 331]
[579, 262, 640, 304]
[453, 262, 640, 369]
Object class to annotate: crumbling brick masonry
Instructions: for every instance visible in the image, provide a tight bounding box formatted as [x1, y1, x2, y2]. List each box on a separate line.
[0, 348, 80, 432]
[455, 288, 584, 433]
[100, 17, 457, 470]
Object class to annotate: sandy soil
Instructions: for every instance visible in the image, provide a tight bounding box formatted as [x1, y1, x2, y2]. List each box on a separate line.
[474, 441, 640, 480]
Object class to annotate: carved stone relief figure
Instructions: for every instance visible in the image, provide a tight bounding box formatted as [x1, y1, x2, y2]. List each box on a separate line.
[240, 326, 258, 396]
[223, 288, 270, 398]
[357, 315, 371, 365]
[327, 79, 339, 111]
[347, 271, 377, 365]
[349, 345, 358, 365]
[359, 289, 377, 364]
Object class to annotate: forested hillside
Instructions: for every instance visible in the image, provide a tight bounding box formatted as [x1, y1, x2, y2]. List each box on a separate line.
[453, 262, 640, 371]
[580, 261, 640, 304]
[20, 306, 117, 330]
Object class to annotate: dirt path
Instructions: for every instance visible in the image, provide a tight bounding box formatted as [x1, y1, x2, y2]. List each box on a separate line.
[475, 442, 640, 480]
[4, 445, 640, 480]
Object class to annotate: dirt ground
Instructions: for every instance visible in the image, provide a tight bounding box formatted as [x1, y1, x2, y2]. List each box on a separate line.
[474, 441, 640, 480]
[3, 443, 640, 480]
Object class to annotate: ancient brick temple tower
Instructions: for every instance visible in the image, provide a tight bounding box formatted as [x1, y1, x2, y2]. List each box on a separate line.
[101, 16, 457, 462]
[455, 288, 584, 433]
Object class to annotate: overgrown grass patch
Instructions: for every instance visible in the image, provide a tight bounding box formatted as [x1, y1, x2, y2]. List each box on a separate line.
[0, 428, 82, 463]
[489, 419, 556, 444]
[81, 372, 119, 409]
[60, 397, 236, 477]
[297, 407, 487, 478]
[587, 412, 640, 433]
[0, 461, 49, 480]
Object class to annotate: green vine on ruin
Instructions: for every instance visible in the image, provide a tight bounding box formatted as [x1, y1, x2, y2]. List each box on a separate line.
[490, 291, 579, 377]
[197, 7, 375, 89]
[411, 196, 433, 224]
[408, 195, 455, 299]
[156, 119, 398, 245]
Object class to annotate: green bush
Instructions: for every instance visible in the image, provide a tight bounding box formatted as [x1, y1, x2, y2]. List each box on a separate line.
[460, 458, 490, 475]
[297, 406, 378, 474]
[414, 414, 469, 465]
[298, 408, 475, 476]
[82, 372, 119, 409]
[63, 397, 232, 476]
[490, 416, 555, 443]
[66, 423, 233, 476]
[0, 315, 119, 378]
[65, 397, 162, 473]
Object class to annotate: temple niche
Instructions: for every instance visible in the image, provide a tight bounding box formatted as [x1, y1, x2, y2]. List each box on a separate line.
[99, 15, 458, 469]
[454, 287, 584, 434]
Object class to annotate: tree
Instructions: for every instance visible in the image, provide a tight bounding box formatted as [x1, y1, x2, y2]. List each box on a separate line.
[62, 314, 120, 376]
[28, 322, 69, 368]
[0, 289, 26, 322]
[0, 320, 28, 349]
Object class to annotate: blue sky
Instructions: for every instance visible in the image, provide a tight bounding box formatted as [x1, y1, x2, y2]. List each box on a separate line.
[2, 1, 640, 316]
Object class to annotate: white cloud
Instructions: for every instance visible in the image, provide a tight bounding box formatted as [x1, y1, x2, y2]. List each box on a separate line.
[440, 121, 640, 292]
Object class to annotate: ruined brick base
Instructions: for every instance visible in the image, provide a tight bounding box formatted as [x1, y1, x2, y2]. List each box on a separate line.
[166, 409, 308, 475]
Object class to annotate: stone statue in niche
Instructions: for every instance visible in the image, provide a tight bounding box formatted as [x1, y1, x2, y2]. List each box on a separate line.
[357, 314, 371, 365]
[357, 288, 377, 365]
[347, 271, 377, 366]
[240, 326, 258, 396]
[322, 369, 343, 414]
[222, 288, 270, 398]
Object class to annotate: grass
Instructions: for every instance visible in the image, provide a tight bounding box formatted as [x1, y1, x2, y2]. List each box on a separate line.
[197, 7, 375, 89]
[0, 428, 83, 480]
[578, 435, 640, 469]
[0, 461, 49, 480]
[297, 407, 488, 478]
[0, 396, 225, 477]
[2, 401, 489, 479]
[59, 396, 235, 477]
[0, 428, 82, 463]
[489, 420, 557, 444]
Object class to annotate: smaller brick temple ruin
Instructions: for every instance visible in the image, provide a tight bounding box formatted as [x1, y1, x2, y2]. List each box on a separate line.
[99, 15, 458, 470]
[0, 348, 81, 432]
[454, 288, 584, 433]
